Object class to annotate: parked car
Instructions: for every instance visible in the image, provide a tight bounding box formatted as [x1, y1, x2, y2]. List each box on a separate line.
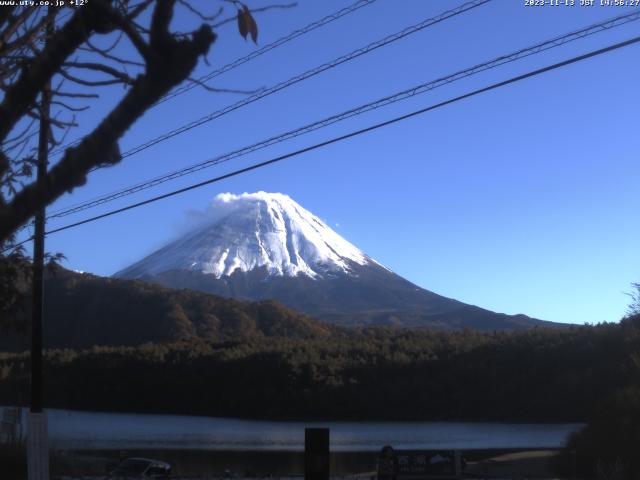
[109, 458, 172, 478]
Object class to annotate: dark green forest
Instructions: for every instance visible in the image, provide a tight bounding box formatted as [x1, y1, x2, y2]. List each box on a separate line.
[1, 316, 638, 423]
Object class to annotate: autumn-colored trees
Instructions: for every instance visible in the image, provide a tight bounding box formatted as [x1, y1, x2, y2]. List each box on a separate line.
[1, 319, 638, 424]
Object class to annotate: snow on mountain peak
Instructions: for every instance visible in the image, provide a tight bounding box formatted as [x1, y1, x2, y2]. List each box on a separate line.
[117, 192, 371, 279]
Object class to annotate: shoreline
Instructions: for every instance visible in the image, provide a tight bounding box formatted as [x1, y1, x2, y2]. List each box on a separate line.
[58, 447, 563, 478]
[1, 403, 587, 424]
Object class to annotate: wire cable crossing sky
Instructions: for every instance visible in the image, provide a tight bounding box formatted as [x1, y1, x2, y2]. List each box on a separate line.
[24, 34, 638, 246]
[44, 8, 640, 221]
[48, 0, 381, 158]
[80, 0, 493, 171]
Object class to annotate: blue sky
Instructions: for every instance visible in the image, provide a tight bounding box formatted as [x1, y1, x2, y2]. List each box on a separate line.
[22, 0, 640, 324]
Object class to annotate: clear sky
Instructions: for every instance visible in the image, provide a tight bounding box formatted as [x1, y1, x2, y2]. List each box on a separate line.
[20, 0, 640, 325]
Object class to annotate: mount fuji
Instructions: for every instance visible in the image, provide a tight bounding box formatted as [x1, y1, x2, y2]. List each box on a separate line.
[115, 192, 551, 330]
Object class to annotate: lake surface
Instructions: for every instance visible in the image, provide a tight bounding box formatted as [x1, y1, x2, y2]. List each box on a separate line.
[3, 407, 584, 451]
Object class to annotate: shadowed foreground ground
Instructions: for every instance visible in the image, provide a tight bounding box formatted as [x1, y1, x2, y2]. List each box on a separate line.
[464, 450, 560, 478]
[49, 448, 566, 479]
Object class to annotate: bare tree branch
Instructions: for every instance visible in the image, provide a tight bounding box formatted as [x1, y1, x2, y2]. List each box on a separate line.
[63, 61, 136, 84]
[178, 1, 224, 22]
[110, 11, 153, 61]
[0, 8, 32, 51]
[26, 109, 78, 129]
[1, 0, 290, 244]
[52, 89, 100, 99]
[51, 100, 90, 112]
[0, 9, 56, 57]
[80, 39, 145, 67]
[59, 69, 129, 87]
[0, 7, 16, 30]
[2, 117, 37, 146]
[186, 75, 264, 95]
[127, 0, 155, 20]
[0, 2, 216, 242]
[0, 1, 118, 142]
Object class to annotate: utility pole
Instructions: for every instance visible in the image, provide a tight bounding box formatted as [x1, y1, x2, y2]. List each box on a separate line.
[27, 9, 52, 480]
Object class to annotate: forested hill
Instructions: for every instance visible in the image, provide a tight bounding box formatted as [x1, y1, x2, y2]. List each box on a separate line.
[0, 316, 638, 422]
[1, 268, 334, 351]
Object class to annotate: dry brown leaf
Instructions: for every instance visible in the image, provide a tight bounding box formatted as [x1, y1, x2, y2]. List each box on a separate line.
[243, 5, 258, 44]
[237, 8, 248, 40]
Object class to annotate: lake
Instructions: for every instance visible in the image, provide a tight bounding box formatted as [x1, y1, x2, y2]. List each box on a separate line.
[3, 407, 584, 451]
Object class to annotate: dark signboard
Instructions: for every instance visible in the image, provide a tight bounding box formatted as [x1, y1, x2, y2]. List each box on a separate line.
[380, 450, 461, 479]
[305, 428, 330, 480]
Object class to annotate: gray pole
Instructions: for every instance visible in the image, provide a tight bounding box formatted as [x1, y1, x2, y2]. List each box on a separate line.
[30, 64, 49, 417]
[27, 9, 52, 480]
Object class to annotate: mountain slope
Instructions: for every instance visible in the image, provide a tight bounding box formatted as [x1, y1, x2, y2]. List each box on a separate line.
[116, 192, 554, 330]
[137, 264, 548, 330]
[0, 268, 333, 352]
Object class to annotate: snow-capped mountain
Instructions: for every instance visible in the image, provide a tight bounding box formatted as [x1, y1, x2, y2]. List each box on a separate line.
[116, 192, 553, 330]
[117, 192, 372, 280]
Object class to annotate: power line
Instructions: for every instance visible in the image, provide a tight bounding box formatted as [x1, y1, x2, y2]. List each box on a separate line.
[49, 0, 492, 168]
[3, 33, 638, 255]
[4, 0, 491, 241]
[46, 8, 640, 220]
[116, 0, 491, 160]
[2, 236, 33, 254]
[36, 35, 640, 241]
[48, 0, 379, 157]
[157, 0, 379, 106]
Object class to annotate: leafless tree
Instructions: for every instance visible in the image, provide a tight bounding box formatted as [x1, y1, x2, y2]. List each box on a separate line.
[0, 0, 292, 326]
[627, 283, 640, 317]
[0, 0, 281, 245]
